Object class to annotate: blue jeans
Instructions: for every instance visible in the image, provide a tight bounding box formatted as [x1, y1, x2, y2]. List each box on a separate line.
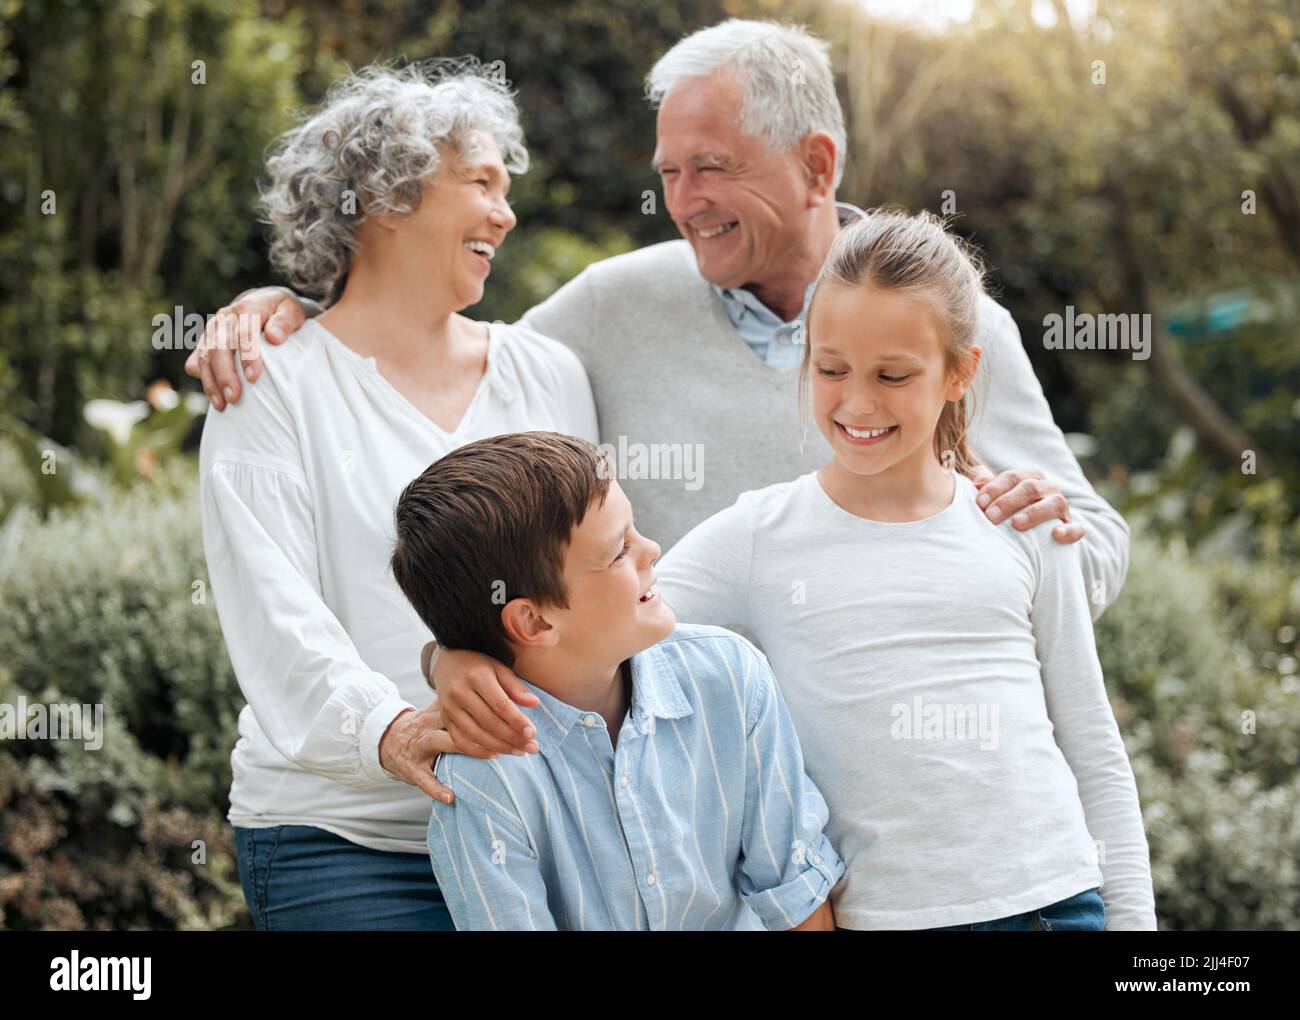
[235, 824, 454, 931]
[925, 888, 1105, 931]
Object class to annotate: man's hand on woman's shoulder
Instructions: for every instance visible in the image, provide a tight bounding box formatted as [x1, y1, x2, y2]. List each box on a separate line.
[186, 286, 308, 410]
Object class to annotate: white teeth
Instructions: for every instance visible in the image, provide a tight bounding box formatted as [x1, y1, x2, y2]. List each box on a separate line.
[843, 424, 895, 439]
[464, 240, 495, 259]
[639, 585, 658, 602]
[696, 222, 737, 239]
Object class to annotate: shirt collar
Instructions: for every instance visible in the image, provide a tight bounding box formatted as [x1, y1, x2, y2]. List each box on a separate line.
[710, 201, 869, 321]
[511, 642, 693, 756]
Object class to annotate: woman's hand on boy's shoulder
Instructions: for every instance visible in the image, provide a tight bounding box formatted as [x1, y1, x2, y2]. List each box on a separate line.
[429, 647, 542, 759]
[970, 465, 1085, 545]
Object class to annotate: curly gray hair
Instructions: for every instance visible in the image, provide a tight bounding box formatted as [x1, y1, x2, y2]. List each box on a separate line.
[262, 58, 529, 299]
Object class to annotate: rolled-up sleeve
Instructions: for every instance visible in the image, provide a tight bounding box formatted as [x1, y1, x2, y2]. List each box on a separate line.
[199, 382, 414, 788]
[735, 644, 846, 930]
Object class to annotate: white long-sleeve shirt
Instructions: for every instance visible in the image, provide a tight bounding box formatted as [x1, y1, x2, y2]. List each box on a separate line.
[198, 318, 598, 853]
[656, 470, 1157, 930]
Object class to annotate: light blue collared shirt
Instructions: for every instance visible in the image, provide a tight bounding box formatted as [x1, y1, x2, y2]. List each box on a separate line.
[712, 201, 869, 371]
[427, 624, 845, 930]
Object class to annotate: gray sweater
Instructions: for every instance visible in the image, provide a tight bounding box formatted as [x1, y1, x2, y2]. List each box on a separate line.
[518, 239, 1129, 618]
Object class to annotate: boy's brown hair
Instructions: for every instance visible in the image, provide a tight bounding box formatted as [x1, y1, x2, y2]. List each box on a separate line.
[391, 431, 612, 667]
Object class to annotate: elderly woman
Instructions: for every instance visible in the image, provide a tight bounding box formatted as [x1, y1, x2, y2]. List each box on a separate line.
[198, 59, 596, 930]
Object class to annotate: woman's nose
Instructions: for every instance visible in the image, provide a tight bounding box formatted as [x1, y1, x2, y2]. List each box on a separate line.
[491, 198, 516, 232]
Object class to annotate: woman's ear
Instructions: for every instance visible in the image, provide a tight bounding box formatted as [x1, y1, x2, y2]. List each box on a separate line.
[500, 598, 556, 650]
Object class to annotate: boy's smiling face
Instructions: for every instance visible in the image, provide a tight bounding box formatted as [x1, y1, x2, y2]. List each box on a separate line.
[522, 479, 676, 669]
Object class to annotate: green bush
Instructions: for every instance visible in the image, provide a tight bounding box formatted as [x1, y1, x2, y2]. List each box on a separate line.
[0, 464, 246, 929]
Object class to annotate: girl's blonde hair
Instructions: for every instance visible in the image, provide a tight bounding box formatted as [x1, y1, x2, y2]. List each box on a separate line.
[800, 209, 987, 475]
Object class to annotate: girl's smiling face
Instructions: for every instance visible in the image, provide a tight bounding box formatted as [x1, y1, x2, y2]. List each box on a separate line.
[808, 281, 979, 478]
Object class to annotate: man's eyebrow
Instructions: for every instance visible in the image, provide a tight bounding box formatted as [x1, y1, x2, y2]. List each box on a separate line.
[650, 151, 732, 172]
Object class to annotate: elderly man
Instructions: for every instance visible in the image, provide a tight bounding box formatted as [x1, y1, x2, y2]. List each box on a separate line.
[193, 19, 1128, 721]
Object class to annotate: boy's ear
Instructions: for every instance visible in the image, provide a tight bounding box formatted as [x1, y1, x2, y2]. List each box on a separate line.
[500, 598, 558, 650]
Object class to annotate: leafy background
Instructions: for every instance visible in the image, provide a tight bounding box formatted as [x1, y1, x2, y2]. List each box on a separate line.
[0, 0, 1296, 928]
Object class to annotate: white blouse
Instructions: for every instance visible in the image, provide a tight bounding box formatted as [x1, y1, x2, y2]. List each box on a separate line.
[199, 318, 598, 854]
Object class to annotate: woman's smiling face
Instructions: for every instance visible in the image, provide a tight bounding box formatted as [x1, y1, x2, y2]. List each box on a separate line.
[385, 129, 518, 311]
[808, 281, 973, 478]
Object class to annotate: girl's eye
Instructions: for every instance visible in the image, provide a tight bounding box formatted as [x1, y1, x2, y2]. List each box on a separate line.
[816, 367, 845, 378]
[881, 374, 911, 383]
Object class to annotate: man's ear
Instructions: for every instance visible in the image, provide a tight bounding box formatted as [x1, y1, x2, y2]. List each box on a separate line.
[801, 131, 838, 202]
[500, 598, 557, 650]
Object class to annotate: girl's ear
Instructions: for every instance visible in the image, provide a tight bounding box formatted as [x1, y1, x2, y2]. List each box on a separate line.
[945, 343, 982, 401]
[500, 599, 557, 650]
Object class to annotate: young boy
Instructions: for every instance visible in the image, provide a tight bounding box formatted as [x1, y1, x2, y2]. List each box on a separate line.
[390, 431, 844, 931]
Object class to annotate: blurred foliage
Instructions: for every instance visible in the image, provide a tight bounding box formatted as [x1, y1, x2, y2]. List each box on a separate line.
[0, 0, 302, 444]
[0, 465, 247, 929]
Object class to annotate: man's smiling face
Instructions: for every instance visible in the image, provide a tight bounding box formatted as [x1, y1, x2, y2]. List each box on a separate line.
[652, 69, 816, 291]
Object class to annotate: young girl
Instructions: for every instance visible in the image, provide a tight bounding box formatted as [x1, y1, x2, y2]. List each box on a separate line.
[653, 211, 1156, 930]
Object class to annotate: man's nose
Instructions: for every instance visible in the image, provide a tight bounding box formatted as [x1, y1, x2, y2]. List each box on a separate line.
[665, 173, 709, 225]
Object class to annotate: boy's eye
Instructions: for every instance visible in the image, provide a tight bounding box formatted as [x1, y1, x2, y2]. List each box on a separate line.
[612, 541, 630, 564]
[881, 374, 911, 383]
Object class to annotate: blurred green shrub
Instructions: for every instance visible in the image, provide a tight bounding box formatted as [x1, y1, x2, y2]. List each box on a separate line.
[0, 464, 246, 929]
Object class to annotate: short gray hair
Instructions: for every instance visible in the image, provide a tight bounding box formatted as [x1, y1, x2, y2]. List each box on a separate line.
[262, 58, 529, 299]
[645, 19, 847, 188]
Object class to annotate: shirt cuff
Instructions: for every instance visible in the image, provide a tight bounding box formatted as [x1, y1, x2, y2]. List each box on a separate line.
[745, 832, 847, 931]
[359, 696, 418, 785]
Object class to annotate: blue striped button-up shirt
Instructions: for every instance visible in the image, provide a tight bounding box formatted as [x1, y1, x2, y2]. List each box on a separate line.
[427, 624, 845, 930]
